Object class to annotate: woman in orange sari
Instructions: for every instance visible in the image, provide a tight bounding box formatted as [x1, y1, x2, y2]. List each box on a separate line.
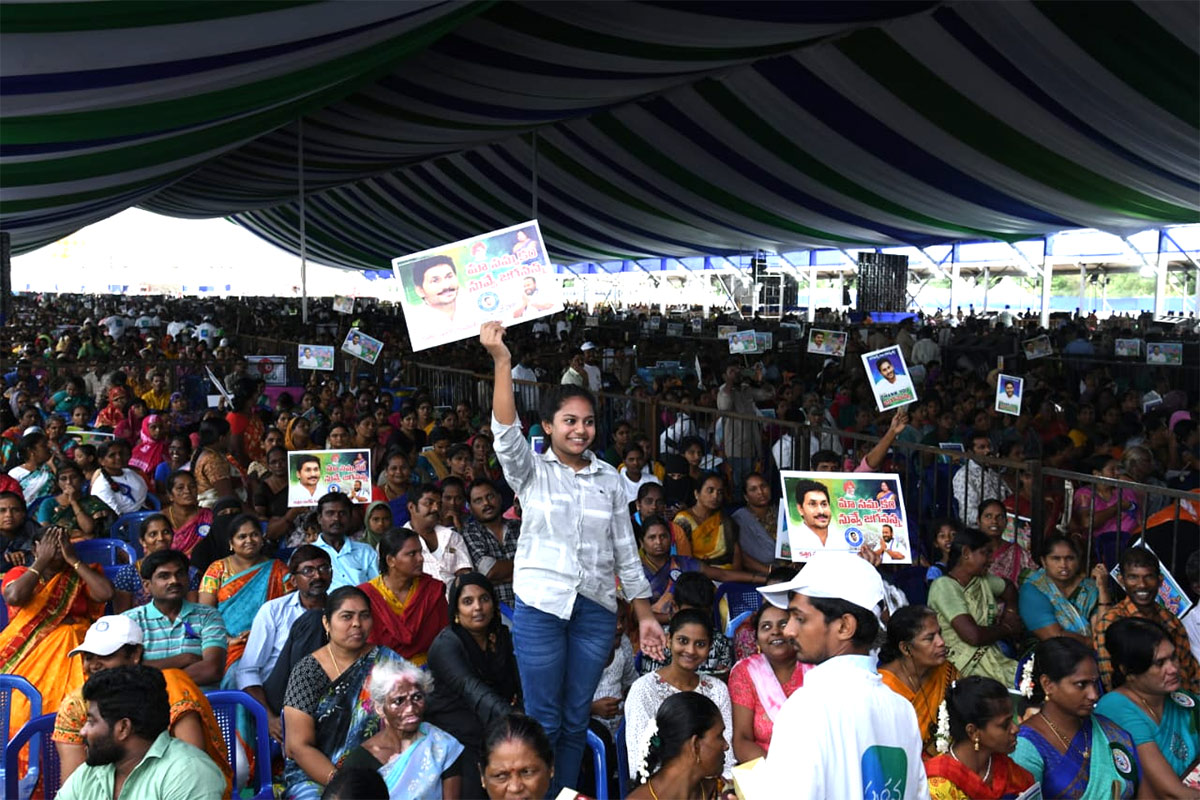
[0, 526, 113, 773]
[197, 513, 291, 686]
[672, 473, 765, 585]
[877, 604, 958, 756]
[360, 528, 448, 667]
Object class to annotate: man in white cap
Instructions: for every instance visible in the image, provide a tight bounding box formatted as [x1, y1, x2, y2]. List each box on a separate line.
[53, 615, 233, 793]
[748, 551, 929, 800]
[580, 342, 603, 392]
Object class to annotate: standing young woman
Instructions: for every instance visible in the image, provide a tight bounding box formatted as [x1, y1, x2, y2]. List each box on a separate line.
[481, 321, 664, 795]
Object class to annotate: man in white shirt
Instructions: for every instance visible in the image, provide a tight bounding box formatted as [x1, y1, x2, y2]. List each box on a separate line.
[408, 484, 473, 588]
[561, 353, 588, 388]
[580, 343, 603, 393]
[951, 432, 1011, 526]
[510, 348, 540, 419]
[618, 443, 660, 504]
[750, 551, 929, 800]
[238, 546, 330, 739]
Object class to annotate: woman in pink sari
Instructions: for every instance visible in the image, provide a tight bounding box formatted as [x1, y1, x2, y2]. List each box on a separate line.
[162, 470, 214, 556]
[728, 603, 810, 761]
[979, 498, 1035, 586]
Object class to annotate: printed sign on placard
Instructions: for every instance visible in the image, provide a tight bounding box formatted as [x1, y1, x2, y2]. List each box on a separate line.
[340, 328, 383, 364]
[1114, 338, 1141, 358]
[690, 318, 703, 334]
[667, 322, 684, 337]
[861, 345, 917, 412]
[716, 325, 737, 340]
[728, 330, 759, 354]
[807, 328, 847, 357]
[391, 220, 562, 351]
[287, 449, 372, 507]
[332, 296, 355, 314]
[297, 344, 335, 371]
[1022, 335, 1053, 360]
[1146, 342, 1183, 365]
[994, 374, 1023, 417]
[754, 331, 773, 351]
[776, 471, 912, 563]
[255, 356, 288, 387]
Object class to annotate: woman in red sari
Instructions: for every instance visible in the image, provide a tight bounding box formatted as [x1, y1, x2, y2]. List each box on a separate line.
[94, 385, 131, 430]
[360, 528, 448, 667]
[925, 676, 1036, 800]
[0, 526, 113, 774]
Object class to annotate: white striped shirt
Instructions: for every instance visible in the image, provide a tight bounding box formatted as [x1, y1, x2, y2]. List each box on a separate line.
[491, 415, 650, 620]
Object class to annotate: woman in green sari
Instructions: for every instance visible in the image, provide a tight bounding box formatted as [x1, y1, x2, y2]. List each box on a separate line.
[1096, 618, 1198, 799]
[928, 527, 1021, 686]
[1014, 637, 1144, 799]
[34, 462, 114, 540]
[283, 586, 408, 800]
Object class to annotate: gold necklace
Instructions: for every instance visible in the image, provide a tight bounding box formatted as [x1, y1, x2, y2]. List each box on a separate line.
[1129, 689, 1162, 724]
[327, 644, 344, 676]
[647, 777, 660, 800]
[1040, 712, 1089, 758]
[949, 746, 993, 783]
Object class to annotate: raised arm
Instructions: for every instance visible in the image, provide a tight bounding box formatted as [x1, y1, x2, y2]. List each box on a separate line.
[481, 322, 515, 426]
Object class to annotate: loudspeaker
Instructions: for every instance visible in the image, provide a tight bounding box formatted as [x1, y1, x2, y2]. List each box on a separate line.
[857, 252, 907, 312]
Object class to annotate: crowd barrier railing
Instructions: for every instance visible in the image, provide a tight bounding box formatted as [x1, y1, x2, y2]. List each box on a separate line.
[404, 361, 1195, 577]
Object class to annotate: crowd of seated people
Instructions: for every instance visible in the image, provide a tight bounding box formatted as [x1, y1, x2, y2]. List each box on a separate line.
[2, 293, 1199, 799]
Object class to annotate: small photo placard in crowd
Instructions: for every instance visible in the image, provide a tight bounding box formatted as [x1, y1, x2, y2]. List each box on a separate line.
[807, 328, 847, 357]
[1114, 338, 1141, 358]
[754, 331, 773, 351]
[1022, 334, 1053, 360]
[391, 219, 562, 352]
[666, 322, 684, 337]
[67, 428, 114, 446]
[340, 328, 383, 364]
[297, 344, 335, 371]
[254, 355, 288, 387]
[861, 345, 917, 412]
[649, 315, 662, 330]
[1142, 390, 1163, 412]
[716, 325, 737, 340]
[1003, 514, 1032, 552]
[332, 295, 355, 314]
[728, 330, 759, 354]
[690, 318, 702, 334]
[994, 374, 1023, 417]
[777, 471, 912, 564]
[1109, 539, 1193, 619]
[939, 442, 964, 452]
[584, 316, 599, 327]
[287, 448, 373, 507]
[1146, 341, 1183, 365]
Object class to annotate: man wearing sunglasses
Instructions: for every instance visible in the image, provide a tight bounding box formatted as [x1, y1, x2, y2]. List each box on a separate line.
[238, 545, 331, 741]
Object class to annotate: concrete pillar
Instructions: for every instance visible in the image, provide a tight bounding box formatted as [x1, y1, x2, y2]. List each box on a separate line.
[982, 264, 990, 313]
[1079, 263, 1087, 315]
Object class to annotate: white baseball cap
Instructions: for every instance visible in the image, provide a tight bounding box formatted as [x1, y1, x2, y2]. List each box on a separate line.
[69, 615, 144, 658]
[757, 550, 885, 613]
[580, 342, 597, 351]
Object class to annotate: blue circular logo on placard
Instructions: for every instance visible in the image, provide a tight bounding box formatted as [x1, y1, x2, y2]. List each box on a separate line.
[326, 484, 342, 493]
[477, 291, 500, 312]
[844, 527, 863, 546]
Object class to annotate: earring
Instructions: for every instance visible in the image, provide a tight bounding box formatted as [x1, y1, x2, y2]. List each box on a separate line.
[454, 614, 460, 625]
[973, 738, 980, 752]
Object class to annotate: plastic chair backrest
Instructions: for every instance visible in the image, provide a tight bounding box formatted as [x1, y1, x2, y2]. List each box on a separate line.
[586, 729, 609, 800]
[725, 609, 752, 639]
[713, 581, 762, 631]
[616, 718, 629, 799]
[73, 538, 138, 567]
[3, 712, 55, 800]
[0, 676, 42, 754]
[110, 511, 159, 554]
[205, 690, 273, 799]
[142, 494, 162, 511]
[0, 600, 6, 630]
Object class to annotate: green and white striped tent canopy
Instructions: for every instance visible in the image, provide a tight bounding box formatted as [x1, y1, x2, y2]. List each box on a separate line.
[3, 1, 1197, 269]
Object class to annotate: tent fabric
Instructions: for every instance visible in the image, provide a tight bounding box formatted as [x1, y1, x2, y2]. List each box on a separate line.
[2, 1, 1197, 268]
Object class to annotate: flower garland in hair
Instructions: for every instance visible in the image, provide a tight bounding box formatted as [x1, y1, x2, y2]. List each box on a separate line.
[1020, 656, 1036, 699]
[934, 698, 951, 754]
[635, 719, 659, 783]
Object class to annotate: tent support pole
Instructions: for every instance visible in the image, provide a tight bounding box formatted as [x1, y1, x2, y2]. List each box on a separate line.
[982, 264, 990, 312]
[1040, 236, 1052, 329]
[299, 120, 307, 325]
[531, 132, 538, 220]
[1079, 263, 1086, 315]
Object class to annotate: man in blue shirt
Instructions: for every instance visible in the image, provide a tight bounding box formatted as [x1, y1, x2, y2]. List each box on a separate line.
[311, 492, 378, 588]
[123, 550, 226, 689]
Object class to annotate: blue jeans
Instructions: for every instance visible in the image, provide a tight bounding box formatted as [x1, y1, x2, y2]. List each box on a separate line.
[514, 595, 616, 796]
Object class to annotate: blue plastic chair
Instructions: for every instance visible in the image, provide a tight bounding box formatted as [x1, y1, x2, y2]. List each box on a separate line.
[725, 608, 752, 639]
[73, 538, 137, 566]
[142, 494, 162, 511]
[713, 581, 762, 631]
[1, 679, 44, 799]
[110, 510, 159, 554]
[616, 718, 630, 799]
[0, 600, 6, 629]
[205, 690, 273, 800]
[586, 729, 609, 800]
